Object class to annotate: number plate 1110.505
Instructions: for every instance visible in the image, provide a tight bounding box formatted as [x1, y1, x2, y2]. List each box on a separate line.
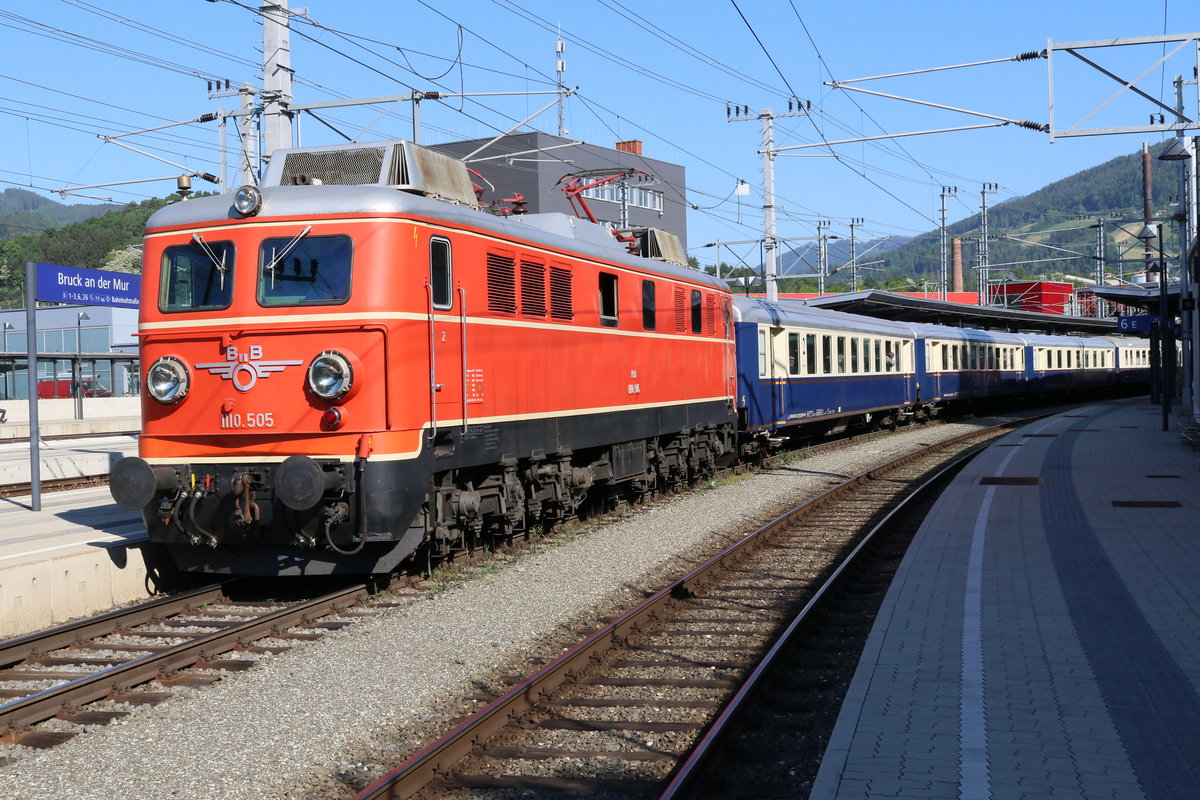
[220, 411, 276, 429]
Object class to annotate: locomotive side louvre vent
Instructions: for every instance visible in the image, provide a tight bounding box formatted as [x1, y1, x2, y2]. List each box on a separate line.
[632, 228, 686, 266]
[486, 252, 517, 314]
[520, 259, 547, 317]
[674, 288, 686, 333]
[279, 147, 386, 186]
[549, 266, 574, 321]
[705, 294, 717, 336]
[266, 140, 478, 207]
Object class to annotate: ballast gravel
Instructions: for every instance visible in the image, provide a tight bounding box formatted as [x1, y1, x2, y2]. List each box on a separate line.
[0, 421, 989, 799]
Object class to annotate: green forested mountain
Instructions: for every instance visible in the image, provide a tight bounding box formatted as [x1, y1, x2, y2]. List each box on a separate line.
[768, 142, 1189, 294]
[0, 188, 123, 239]
[0, 194, 171, 308]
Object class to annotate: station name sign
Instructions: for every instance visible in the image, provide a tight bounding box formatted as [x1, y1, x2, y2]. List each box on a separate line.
[35, 263, 141, 307]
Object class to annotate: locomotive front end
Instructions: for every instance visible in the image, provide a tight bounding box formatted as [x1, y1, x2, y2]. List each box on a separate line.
[111, 178, 429, 575]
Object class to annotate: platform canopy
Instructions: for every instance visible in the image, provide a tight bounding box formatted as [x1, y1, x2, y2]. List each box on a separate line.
[803, 290, 1120, 335]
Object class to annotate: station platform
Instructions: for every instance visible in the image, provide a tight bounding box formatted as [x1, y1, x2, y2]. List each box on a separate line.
[0, 414, 140, 442]
[0, 486, 149, 638]
[0, 419, 147, 636]
[813, 397, 1200, 799]
[0, 433, 137, 486]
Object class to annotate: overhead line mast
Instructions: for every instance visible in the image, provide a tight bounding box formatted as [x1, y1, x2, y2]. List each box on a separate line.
[729, 101, 810, 302]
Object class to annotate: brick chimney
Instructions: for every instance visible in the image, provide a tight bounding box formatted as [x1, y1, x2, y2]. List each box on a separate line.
[951, 237, 964, 293]
[615, 140, 643, 155]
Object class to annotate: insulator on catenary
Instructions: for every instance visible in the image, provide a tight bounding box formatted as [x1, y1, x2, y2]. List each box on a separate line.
[1013, 50, 1046, 61]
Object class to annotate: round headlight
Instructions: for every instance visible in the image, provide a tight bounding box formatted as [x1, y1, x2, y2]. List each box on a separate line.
[307, 351, 353, 400]
[233, 184, 263, 217]
[146, 356, 190, 405]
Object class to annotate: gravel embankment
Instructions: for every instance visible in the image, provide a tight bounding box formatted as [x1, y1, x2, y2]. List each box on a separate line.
[0, 421, 991, 799]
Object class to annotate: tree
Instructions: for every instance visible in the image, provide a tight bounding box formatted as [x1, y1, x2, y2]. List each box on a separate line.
[102, 245, 143, 273]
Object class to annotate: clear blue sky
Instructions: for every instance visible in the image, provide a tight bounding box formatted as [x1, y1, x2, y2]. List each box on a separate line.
[1, 0, 1196, 271]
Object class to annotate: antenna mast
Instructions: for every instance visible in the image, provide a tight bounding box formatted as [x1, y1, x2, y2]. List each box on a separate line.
[556, 34, 567, 136]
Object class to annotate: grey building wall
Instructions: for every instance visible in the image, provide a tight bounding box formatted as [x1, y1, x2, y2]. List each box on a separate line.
[429, 132, 688, 250]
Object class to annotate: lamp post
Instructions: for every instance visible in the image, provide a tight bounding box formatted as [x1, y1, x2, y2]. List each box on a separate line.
[1135, 225, 1170, 431]
[2, 322, 12, 401]
[75, 312, 89, 421]
[1157, 136, 1194, 417]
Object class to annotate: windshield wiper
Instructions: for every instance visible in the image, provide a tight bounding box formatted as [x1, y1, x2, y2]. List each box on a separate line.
[191, 233, 228, 290]
[264, 225, 313, 289]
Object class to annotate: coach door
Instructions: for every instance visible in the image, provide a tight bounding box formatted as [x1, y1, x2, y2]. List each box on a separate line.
[768, 326, 788, 422]
[428, 236, 466, 438]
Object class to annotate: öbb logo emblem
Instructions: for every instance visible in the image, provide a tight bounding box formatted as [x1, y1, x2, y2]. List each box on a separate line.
[195, 345, 303, 392]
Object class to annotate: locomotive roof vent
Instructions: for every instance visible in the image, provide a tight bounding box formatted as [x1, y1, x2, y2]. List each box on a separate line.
[629, 227, 686, 266]
[262, 140, 478, 208]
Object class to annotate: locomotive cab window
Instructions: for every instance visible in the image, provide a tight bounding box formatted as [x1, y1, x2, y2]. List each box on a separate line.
[259, 233, 352, 306]
[599, 272, 619, 327]
[161, 239, 235, 312]
[430, 237, 452, 309]
[690, 290, 702, 334]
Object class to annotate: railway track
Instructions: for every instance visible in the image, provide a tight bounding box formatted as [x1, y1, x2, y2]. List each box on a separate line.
[660, 436, 963, 798]
[0, 474, 109, 499]
[349, 419, 1026, 800]
[0, 582, 376, 762]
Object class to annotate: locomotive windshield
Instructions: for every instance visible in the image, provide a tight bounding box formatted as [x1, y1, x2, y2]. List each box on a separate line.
[160, 239, 234, 312]
[258, 233, 352, 306]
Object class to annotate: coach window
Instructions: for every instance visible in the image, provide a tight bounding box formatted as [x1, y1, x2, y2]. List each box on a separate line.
[430, 237, 452, 309]
[690, 290, 702, 334]
[806, 334, 817, 375]
[161, 239, 234, 311]
[788, 333, 800, 375]
[259, 234, 352, 306]
[874, 340, 882, 372]
[599, 272, 619, 327]
[642, 280, 656, 330]
[837, 337, 847, 373]
[850, 338, 859, 373]
[822, 335, 833, 374]
[758, 329, 768, 377]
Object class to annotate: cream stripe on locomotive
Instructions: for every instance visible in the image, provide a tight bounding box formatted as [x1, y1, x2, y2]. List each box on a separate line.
[140, 393, 733, 466]
[140, 311, 733, 345]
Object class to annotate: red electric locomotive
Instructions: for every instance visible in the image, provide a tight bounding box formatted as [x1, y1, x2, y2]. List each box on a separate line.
[111, 141, 738, 575]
